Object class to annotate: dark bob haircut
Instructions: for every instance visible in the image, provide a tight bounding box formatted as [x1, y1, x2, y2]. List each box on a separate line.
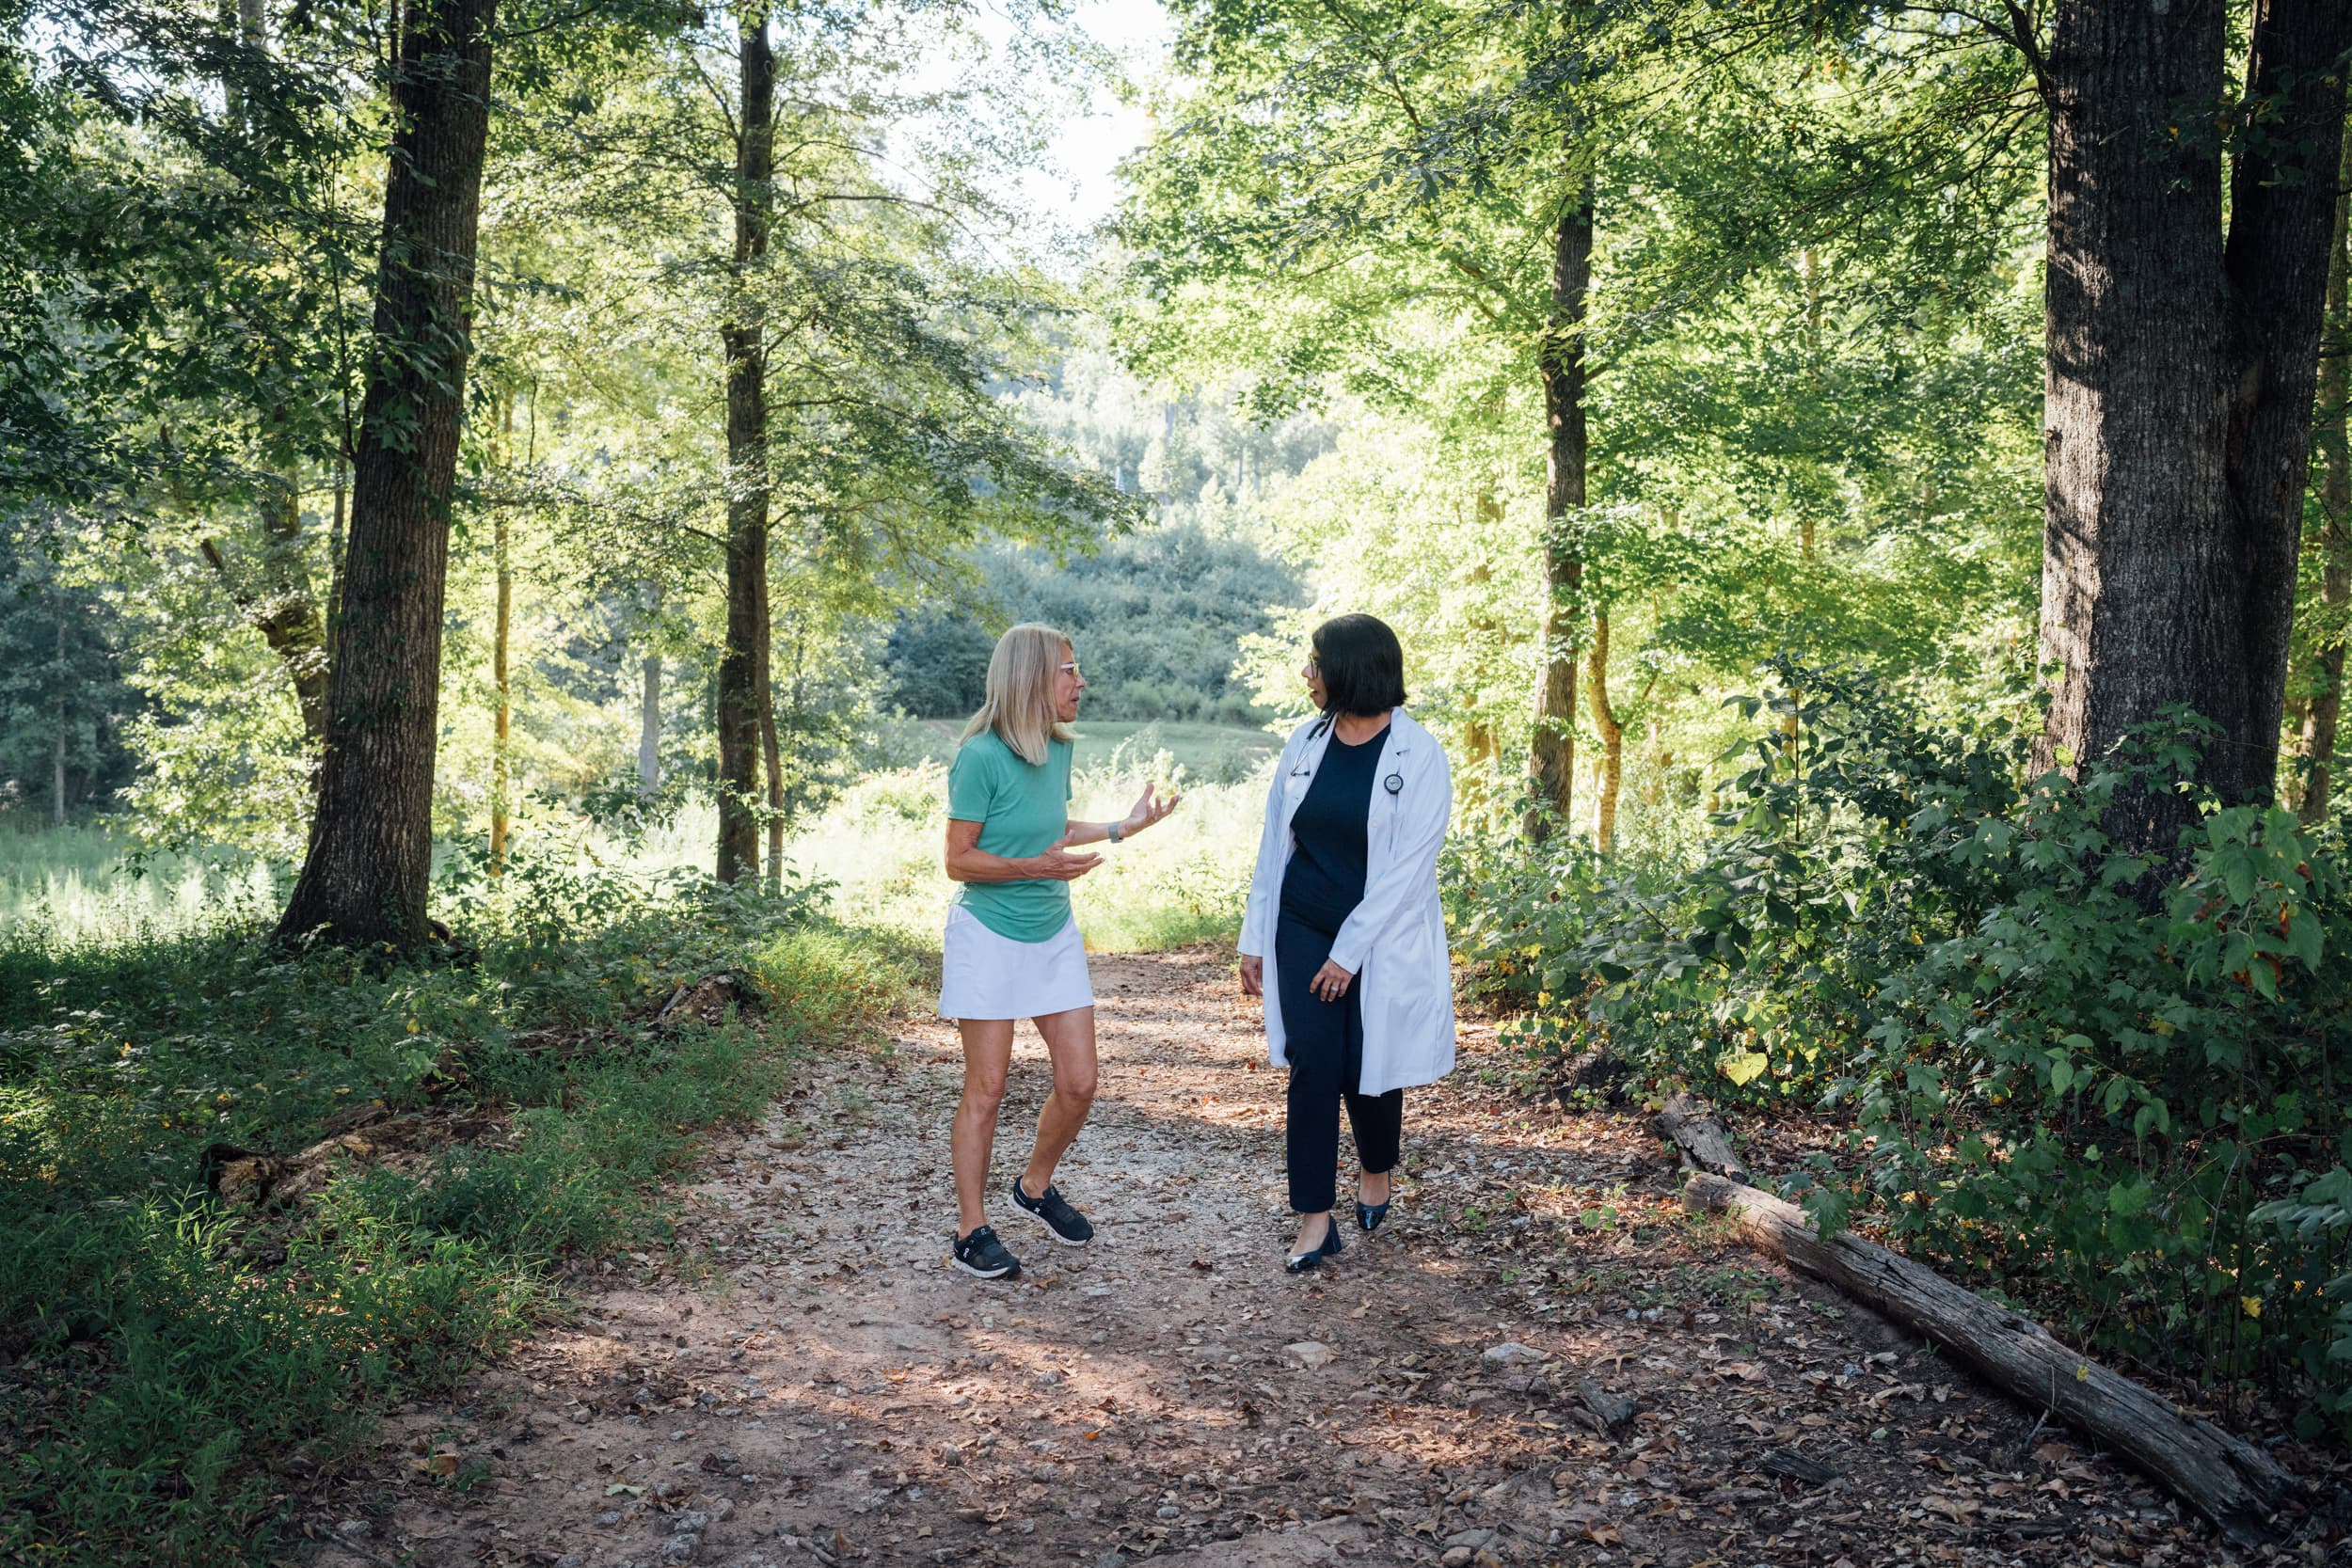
[1312, 613, 1408, 718]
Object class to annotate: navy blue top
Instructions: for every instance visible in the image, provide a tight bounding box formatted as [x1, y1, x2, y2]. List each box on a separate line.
[1279, 721, 1390, 937]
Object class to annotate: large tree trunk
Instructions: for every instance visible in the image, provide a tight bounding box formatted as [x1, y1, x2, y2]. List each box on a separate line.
[1587, 610, 1621, 851]
[2222, 0, 2352, 804]
[2037, 0, 2349, 848]
[2036, 0, 2229, 847]
[714, 0, 773, 885]
[1524, 175, 1592, 842]
[2302, 131, 2352, 825]
[275, 0, 496, 947]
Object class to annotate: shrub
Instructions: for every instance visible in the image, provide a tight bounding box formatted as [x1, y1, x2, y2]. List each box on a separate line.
[1457, 659, 2352, 1433]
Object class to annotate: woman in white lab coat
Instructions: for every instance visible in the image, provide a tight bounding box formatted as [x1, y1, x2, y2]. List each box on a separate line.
[1237, 613, 1455, 1274]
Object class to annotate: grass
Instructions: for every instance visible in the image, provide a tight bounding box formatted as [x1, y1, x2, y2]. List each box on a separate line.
[0, 873, 914, 1567]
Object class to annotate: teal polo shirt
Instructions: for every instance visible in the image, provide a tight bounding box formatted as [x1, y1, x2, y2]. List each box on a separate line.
[946, 731, 1074, 942]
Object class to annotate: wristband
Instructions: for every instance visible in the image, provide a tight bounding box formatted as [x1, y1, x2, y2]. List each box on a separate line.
[1107, 820, 1124, 845]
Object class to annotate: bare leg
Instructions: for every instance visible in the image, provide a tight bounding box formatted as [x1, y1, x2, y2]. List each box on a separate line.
[1018, 1006, 1098, 1198]
[1359, 1169, 1391, 1205]
[953, 1019, 1014, 1238]
[1291, 1210, 1332, 1255]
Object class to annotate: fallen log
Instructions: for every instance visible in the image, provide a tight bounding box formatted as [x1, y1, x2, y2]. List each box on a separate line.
[1682, 1170, 2303, 1546]
[1652, 1092, 1749, 1183]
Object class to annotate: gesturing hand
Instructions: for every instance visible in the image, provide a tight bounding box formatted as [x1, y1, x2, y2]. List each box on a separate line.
[1238, 954, 1263, 997]
[1029, 840, 1103, 881]
[1310, 958, 1354, 1002]
[1121, 781, 1182, 838]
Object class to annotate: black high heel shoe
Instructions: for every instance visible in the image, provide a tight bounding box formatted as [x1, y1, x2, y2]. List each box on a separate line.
[1284, 1220, 1343, 1275]
[1356, 1197, 1390, 1233]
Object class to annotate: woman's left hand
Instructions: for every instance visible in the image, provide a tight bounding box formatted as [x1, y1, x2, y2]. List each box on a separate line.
[1121, 782, 1182, 838]
[1310, 958, 1354, 1002]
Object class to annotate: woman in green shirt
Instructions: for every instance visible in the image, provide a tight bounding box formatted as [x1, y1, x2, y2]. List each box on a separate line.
[941, 623, 1178, 1280]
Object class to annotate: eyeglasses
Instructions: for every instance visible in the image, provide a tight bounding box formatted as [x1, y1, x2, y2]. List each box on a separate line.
[1305, 657, 1321, 676]
[1059, 661, 1082, 677]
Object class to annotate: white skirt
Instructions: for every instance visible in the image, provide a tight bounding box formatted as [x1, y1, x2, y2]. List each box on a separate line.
[938, 904, 1094, 1021]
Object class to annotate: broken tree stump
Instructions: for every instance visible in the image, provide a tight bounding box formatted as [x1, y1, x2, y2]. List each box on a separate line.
[1682, 1170, 2303, 1546]
[1652, 1091, 1750, 1184]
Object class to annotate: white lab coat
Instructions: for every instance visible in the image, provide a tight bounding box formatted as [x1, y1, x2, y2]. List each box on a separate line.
[1236, 707, 1456, 1096]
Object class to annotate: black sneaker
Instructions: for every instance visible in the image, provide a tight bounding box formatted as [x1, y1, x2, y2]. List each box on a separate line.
[952, 1225, 1021, 1279]
[1009, 1179, 1094, 1246]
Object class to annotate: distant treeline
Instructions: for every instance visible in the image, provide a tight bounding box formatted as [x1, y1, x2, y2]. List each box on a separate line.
[885, 522, 1304, 723]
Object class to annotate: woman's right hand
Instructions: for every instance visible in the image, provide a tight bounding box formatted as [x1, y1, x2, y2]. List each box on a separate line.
[1238, 954, 1263, 996]
[1026, 840, 1103, 881]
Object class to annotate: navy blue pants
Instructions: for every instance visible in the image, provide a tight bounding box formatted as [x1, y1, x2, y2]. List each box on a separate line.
[1276, 911, 1405, 1213]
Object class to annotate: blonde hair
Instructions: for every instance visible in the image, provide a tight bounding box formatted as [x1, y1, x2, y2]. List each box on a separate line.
[960, 623, 1077, 766]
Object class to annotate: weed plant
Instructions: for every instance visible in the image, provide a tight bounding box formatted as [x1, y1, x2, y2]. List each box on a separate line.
[1456, 658, 2352, 1436]
[0, 856, 910, 1566]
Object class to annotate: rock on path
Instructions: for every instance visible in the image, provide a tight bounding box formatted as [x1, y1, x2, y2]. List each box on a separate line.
[314, 950, 2226, 1568]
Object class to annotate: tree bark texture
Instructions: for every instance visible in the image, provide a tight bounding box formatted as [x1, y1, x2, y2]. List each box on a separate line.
[490, 502, 510, 877]
[2222, 0, 2352, 805]
[714, 1, 773, 885]
[1525, 177, 1592, 842]
[2039, 0, 2349, 844]
[640, 652, 662, 798]
[2301, 129, 2352, 823]
[275, 0, 495, 947]
[1587, 610, 1621, 851]
[1683, 1172, 2303, 1545]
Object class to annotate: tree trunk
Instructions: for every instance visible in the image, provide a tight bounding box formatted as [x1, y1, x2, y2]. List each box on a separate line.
[1525, 174, 1593, 842]
[2299, 129, 2352, 823]
[275, 0, 496, 947]
[2224, 0, 2352, 805]
[2038, 0, 2349, 848]
[490, 499, 511, 877]
[199, 471, 330, 751]
[761, 660, 784, 890]
[714, 0, 773, 885]
[640, 652, 662, 798]
[52, 606, 65, 827]
[1587, 610, 1621, 851]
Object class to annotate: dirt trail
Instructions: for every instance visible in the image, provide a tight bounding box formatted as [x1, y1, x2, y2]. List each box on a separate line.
[317, 951, 2260, 1568]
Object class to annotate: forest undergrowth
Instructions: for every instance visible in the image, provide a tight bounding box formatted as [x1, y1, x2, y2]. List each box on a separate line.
[1456, 660, 2352, 1443]
[0, 867, 915, 1567]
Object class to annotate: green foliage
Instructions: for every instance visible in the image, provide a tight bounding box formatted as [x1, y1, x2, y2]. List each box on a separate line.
[885, 520, 1304, 722]
[1458, 662, 2352, 1430]
[0, 875, 903, 1565]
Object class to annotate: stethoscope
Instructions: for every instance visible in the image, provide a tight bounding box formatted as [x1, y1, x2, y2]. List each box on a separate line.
[1292, 711, 1406, 796]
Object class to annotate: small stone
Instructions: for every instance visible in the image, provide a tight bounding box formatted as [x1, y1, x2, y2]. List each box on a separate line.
[1280, 1341, 1335, 1369]
[553, 1557, 583, 1568]
[334, 1520, 371, 1539]
[1036, 1371, 1062, 1386]
[1481, 1343, 1547, 1366]
[1440, 1550, 1472, 1568]
[673, 1510, 713, 1534]
[596, 1512, 622, 1527]
[660, 1534, 700, 1564]
[939, 1442, 965, 1465]
[1443, 1528, 1498, 1549]
[1155, 1505, 1182, 1520]
[1095, 1553, 1127, 1568]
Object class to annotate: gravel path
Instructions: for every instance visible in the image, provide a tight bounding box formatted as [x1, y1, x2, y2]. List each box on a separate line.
[314, 949, 2267, 1568]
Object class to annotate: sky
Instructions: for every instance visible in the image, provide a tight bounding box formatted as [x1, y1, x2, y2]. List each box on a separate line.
[1037, 0, 1172, 230]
